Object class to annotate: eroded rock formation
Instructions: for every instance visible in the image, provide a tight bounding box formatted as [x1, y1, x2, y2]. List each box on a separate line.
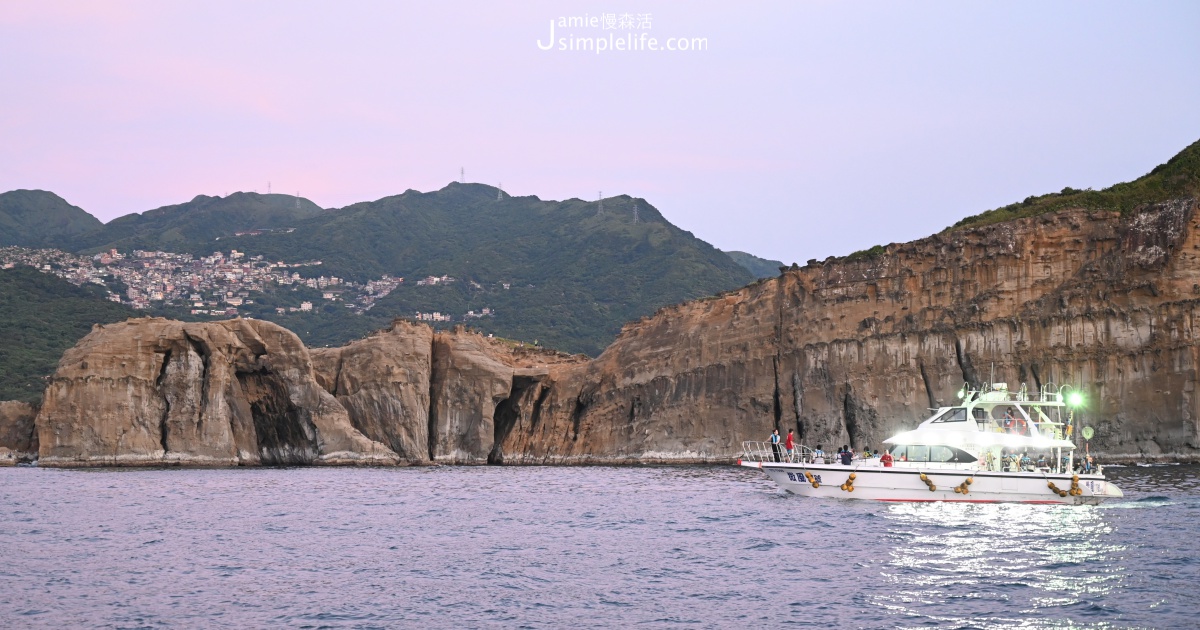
[28, 198, 1200, 466]
[35, 318, 398, 467]
[311, 321, 434, 463]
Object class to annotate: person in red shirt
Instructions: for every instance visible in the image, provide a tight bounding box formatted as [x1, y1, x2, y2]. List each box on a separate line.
[784, 430, 795, 461]
[881, 449, 894, 467]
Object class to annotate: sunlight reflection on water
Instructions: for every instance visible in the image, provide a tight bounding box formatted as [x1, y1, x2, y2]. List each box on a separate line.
[875, 503, 1128, 627]
[0, 464, 1195, 628]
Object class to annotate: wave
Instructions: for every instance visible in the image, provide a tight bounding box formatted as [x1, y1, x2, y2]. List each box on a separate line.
[1100, 495, 1174, 509]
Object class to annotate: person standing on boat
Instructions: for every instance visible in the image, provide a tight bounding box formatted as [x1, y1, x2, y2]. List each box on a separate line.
[880, 449, 894, 467]
[784, 430, 795, 461]
[839, 445, 853, 466]
[813, 444, 826, 464]
[769, 430, 782, 462]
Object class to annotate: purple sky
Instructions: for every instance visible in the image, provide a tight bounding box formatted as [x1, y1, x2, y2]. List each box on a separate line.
[2, 1, 1198, 263]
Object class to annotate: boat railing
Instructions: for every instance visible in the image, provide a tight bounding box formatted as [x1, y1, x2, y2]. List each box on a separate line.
[742, 442, 880, 465]
[965, 381, 1066, 405]
[741, 441, 813, 464]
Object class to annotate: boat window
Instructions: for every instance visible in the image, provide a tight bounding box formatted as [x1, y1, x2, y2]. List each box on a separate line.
[929, 445, 979, 462]
[931, 408, 968, 423]
[888, 444, 977, 463]
[950, 447, 976, 463]
[972, 408, 988, 422]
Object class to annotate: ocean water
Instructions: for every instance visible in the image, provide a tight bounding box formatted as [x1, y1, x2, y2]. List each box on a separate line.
[0, 464, 1196, 629]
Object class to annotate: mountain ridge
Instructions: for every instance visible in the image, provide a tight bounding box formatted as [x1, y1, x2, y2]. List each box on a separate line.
[724, 250, 785, 278]
[0, 190, 103, 248]
[71, 192, 324, 253]
[1, 183, 759, 355]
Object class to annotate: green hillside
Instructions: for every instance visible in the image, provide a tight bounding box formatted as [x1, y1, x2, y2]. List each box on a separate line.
[0, 190, 103, 248]
[948, 138, 1200, 231]
[0, 267, 136, 402]
[724, 250, 785, 278]
[74, 192, 324, 253]
[206, 184, 755, 354]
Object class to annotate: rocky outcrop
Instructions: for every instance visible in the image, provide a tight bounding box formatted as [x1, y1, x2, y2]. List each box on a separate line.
[428, 330, 514, 464]
[29, 199, 1200, 466]
[309, 322, 585, 465]
[0, 400, 37, 465]
[311, 321, 434, 463]
[36, 318, 398, 467]
[428, 329, 581, 464]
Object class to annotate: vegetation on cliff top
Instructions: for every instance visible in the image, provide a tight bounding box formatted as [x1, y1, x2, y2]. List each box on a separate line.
[844, 244, 887, 262]
[948, 138, 1200, 232]
[0, 268, 135, 402]
[828, 138, 1200, 266]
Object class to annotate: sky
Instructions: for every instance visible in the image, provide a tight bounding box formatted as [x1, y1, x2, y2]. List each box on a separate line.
[1, 1, 1198, 264]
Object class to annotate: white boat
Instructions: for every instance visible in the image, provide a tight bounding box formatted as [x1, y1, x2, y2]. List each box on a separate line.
[739, 382, 1124, 504]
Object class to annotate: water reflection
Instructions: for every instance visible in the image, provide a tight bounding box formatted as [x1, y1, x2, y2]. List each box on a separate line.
[862, 465, 1200, 628]
[1, 464, 1196, 628]
[873, 503, 1125, 627]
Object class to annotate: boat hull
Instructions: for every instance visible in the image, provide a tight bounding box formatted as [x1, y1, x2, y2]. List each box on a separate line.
[741, 461, 1123, 504]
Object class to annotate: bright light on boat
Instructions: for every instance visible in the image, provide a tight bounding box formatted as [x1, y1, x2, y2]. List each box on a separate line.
[1068, 392, 1084, 407]
[957, 389, 965, 400]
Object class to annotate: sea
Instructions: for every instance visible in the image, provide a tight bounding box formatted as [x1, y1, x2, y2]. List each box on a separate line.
[1, 463, 1197, 629]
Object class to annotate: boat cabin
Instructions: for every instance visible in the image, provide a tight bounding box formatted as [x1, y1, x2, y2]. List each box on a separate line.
[883, 383, 1084, 474]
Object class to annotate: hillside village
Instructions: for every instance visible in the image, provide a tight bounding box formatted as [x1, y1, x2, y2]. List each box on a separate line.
[0, 245, 493, 324]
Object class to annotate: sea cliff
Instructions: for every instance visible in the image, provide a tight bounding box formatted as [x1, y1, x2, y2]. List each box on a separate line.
[497, 200, 1200, 464]
[9, 199, 1200, 466]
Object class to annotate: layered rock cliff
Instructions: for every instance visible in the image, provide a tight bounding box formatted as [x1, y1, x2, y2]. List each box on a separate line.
[490, 199, 1200, 463]
[26, 198, 1200, 466]
[310, 322, 584, 465]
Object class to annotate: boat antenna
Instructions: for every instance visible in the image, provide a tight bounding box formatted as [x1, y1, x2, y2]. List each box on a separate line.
[989, 362, 995, 389]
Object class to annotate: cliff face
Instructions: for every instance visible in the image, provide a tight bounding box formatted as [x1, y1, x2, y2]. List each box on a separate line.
[491, 199, 1200, 463]
[311, 321, 434, 464]
[35, 318, 398, 467]
[0, 400, 37, 465]
[28, 198, 1200, 466]
[307, 322, 585, 465]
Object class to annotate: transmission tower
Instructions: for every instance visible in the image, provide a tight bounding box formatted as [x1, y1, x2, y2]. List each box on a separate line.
[267, 181, 272, 194]
[598, 191, 603, 215]
[460, 167, 465, 183]
[632, 203, 640, 224]
[295, 191, 300, 209]
[497, 183, 504, 201]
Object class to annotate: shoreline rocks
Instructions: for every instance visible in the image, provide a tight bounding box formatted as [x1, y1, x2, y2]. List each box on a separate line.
[35, 318, 398, 468]
[18, 199, 1200, 467]
[0, 401, 37, 465]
